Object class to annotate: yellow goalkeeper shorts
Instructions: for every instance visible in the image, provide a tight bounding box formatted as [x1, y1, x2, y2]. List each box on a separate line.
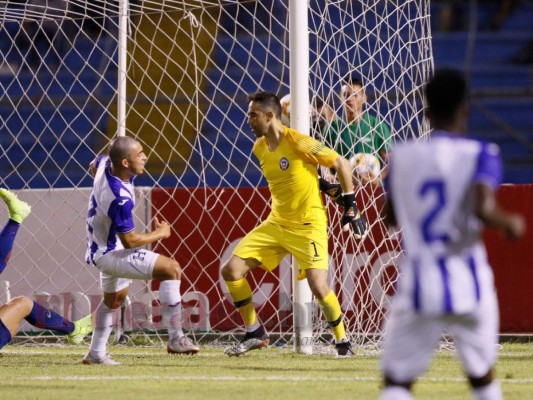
[233, 220, 329, 280]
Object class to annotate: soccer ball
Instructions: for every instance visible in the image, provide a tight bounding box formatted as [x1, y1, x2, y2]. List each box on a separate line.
[349, 153, 381, 184]
[280, 93, 291, 125]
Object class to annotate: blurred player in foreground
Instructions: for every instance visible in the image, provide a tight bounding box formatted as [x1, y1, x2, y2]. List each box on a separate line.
[222, 91, 368, 357]
[380, 70, 525, 400]
[84, 136, 199, 365]
[0, 189, 92, 348]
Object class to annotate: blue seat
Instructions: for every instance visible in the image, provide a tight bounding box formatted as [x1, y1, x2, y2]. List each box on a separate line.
[469, 98, 533, 131]
[500, 2, 533, 31]
[1, 101, 103, 188]
[433, 32, 529, 66]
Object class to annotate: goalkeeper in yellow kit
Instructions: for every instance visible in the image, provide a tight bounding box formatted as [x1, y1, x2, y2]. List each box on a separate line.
[222, 91, 368, 357]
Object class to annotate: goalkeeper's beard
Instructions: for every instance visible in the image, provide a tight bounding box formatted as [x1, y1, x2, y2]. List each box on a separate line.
[251, 127, 265, 138]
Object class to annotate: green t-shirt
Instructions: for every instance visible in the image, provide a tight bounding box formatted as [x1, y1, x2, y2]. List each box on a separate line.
[323, 112, 391, 164]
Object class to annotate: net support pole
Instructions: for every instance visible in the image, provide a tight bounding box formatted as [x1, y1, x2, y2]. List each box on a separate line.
[289, 0, 313, 355]
[117, 0, 129, 137]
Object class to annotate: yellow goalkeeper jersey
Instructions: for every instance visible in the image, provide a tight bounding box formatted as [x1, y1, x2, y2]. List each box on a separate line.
[253, 127, 340, 228]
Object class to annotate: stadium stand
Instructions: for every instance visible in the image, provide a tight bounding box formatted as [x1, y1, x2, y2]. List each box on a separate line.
[431, 0, 533, 183]
[0, 1, 531, 187]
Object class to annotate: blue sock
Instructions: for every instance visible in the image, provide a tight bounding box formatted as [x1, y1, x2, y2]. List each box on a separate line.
[0, 220, 19, 273]
[24, 301, 75, 334]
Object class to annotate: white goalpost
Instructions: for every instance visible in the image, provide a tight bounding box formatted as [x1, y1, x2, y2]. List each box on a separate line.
[0, 0, 433, 354]
[289, 0, 313, 355]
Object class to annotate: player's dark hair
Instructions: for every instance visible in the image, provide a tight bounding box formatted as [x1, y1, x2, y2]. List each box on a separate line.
[343, 73, 363, 88]
[425, 69, 468, 120]
[108, 136, 138, 167]
[248, 91, 282, 118]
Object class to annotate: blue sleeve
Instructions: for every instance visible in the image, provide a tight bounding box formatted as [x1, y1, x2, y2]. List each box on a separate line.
[108, 197, 135, 234]
[473, 142, 502, 189]
[93, 154, 107, 169]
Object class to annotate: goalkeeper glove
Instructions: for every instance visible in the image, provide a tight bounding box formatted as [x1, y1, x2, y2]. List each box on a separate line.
[318, 177, 343, 205]
[341, 193, 369, 239]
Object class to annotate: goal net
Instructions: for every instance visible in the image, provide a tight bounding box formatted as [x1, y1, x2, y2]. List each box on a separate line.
[0, 0, 432, 353]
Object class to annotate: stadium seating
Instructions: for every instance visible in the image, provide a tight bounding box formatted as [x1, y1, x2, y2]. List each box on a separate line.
[1, 2, 531, 187]
[430, 1, 533, 183]
[0, 26, 115, 188]
[199, 1, 533, 184]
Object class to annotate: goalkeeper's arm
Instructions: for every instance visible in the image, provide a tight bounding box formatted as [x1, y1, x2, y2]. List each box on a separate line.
[329, 156, 369, 239]
[318, 176, 343, 205]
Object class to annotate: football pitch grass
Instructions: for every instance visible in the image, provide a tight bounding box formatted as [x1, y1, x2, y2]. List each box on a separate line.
[1, 342, 532, 399]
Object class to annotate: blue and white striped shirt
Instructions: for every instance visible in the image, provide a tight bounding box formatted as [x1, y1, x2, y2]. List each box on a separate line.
[85, 155, 135, 265]
[388, 131, 502, 315]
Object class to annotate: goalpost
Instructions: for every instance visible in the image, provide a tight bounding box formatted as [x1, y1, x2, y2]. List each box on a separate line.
[289, 0, 313, 355]
[0, 0, 432, 353]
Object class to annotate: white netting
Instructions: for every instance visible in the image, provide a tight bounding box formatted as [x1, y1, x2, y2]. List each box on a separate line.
[0, 0, 432, 352]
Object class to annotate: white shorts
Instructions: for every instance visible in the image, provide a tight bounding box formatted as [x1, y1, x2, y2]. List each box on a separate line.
[94, 248, 159, 293]
[380, 289, 499, 382]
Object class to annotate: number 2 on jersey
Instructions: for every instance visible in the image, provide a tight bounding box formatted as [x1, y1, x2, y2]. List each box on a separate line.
[419, 180, 450, 243]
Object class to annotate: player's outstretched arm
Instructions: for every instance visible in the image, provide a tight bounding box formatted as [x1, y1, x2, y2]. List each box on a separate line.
[340, 193, 369, 239]
[318, 177, 343, 205]
[88, 154, 106, 177]
[89, 161, 97, 177]
[331, 156, 369, 239]
[118, 217, 171, 248]
[331, 155, 352, 194]
[474, 184, 526, 240]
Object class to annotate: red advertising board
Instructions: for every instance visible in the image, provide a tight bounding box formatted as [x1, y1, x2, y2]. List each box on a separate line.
[151, 184, 532, 334]
[484, 184, 533, 333]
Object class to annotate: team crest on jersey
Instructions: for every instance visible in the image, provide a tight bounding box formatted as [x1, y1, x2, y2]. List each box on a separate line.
[279, 157, 289, 170]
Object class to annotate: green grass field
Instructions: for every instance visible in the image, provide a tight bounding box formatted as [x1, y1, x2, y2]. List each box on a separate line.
[1, 342, 532, 399]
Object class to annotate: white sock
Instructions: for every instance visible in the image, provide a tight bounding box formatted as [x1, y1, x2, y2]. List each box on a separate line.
[89, 301, 116, 359]
[472, 381, 503, 400]
[380, 386, 413, 400]
[159, 280, 184, 340]
[245, 323, 260, 333]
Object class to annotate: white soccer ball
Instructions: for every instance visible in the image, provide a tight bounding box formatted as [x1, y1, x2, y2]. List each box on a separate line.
[280, 93, 291, 126]
[349, 153, 381, 184]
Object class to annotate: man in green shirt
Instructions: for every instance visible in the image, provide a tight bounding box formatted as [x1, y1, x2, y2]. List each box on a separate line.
[324, 75, 392, 176]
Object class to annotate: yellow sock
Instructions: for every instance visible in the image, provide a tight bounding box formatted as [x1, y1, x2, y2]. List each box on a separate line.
[317, 290, 346, 341]
[225, 278, 257, 327]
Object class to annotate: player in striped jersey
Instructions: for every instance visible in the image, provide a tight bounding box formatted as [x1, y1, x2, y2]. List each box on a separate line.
[379, 70, 525, 400]
[83, 136, 199, 365]
[222, 91, 368, 357]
